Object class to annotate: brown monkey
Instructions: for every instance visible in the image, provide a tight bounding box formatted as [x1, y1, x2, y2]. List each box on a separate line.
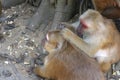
[92, 0, 120, 19]
[34, 30, 105, 80]
[92, 0, 118, 12]
[61, 9, 120, 72]
[101, 7, 120, 19]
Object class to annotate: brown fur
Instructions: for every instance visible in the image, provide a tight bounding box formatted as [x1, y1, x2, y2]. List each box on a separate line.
[92, 0, 120, 19]
[34, 30, 105, 80]
[92, 0, 118, 12]
[102, 7, 120, 19]
[61, 9, 120, 72]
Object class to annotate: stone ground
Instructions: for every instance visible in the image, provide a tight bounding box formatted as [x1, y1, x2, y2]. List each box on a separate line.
[0, 3, 46, 80]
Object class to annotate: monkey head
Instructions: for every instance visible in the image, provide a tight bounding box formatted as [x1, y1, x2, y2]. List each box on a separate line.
[77, 9, 115, 39]
[43, 30, 67, 53]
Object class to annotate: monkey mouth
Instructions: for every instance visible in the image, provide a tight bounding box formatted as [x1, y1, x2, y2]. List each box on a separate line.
[76, 23, 83, 37]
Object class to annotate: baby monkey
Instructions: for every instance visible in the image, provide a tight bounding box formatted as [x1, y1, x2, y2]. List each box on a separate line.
[34, 30, 105, 80]
[61, 9, 120, 73]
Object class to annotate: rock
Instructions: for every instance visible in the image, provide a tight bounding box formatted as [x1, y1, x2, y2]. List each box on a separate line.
[2, 70, 12, 77]
[4, 24, 16, 30]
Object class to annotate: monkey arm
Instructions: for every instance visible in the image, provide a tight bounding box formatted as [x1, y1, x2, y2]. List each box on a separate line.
[61, 28, 98, 57]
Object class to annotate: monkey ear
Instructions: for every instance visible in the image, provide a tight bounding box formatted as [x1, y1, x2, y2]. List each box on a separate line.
[55, 40, 66, 51]
[57, 43, 63, 50]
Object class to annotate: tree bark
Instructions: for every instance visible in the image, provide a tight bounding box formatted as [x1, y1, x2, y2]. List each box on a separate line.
[27, 0, 42, 7]
[26, 0, 55, 32]
[1, 0, 26, 8]
[51, 0, 77, 29]
[26, 0, 79, 31]
[79, 0, 94, 15]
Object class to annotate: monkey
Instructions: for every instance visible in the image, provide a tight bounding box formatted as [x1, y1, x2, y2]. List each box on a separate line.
[34, 30, 106, 80]
[101, 7, 120, 19]
[92, 0, 120, 19]
[116, 0, 120, 6]
[92, 0, 119, 12]
[61, 9, 120, 73]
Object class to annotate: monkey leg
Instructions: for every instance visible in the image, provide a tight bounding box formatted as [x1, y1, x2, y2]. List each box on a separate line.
[100, 62, 111, 73]
[34, 65, 47, 78]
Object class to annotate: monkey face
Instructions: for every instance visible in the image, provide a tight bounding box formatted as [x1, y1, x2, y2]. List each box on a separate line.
[78, 9, 106, 38]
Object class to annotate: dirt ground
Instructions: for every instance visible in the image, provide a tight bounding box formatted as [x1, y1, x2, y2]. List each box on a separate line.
[0, 3, 46, 80]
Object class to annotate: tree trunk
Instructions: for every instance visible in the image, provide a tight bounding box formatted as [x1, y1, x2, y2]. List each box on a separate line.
[26, 0, 79, 31]
[27, 0, 42, 7]
[1, 0, 25, 8]
[51, 0, 77, 29]
[79, 0, 94, 15]
[26, 0, 55, 32]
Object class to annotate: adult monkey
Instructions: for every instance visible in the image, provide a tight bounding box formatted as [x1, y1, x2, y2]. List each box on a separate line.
[61, 9, 120, 73]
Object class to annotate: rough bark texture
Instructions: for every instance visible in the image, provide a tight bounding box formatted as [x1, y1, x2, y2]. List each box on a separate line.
[26, 0, 79, 31]
[79, 0, 94, 15]
[27, 0, 42, 7]
[26, 0, 55, 32]
[51, 0, 76, 29]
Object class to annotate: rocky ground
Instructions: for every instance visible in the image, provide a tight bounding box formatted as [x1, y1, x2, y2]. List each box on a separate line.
[0, 3, 46, 80]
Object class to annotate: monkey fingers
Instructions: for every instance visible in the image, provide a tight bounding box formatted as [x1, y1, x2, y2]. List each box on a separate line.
[57, 22, 75, 31]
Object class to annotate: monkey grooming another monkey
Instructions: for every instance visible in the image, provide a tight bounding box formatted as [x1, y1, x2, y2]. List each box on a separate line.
[61, 9, 120, 73]
[34, 30, 105, 80]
